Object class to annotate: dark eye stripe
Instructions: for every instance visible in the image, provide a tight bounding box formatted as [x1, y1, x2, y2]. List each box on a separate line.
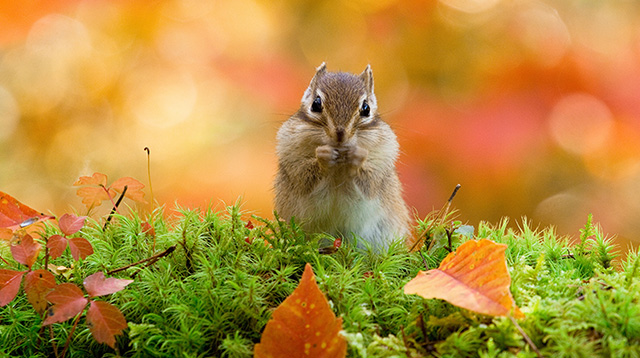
[299, 112, 324, 126]
[358, 116, 380, 129]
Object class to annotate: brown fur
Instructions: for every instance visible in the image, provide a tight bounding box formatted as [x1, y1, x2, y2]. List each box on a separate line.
[274, 63, 409, 250]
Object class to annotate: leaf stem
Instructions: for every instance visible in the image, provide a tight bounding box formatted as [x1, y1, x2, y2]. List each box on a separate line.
[101, 184, 118, 213]
[0, 253, 10, 265]
[60, 311, 84, 358]
[49, 325, 59, 358]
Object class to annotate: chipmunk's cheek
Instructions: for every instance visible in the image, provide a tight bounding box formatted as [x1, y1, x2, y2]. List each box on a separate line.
[350, 147, 368, 166]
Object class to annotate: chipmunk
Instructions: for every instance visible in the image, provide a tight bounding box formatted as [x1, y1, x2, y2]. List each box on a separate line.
[274, 63, 410, 250]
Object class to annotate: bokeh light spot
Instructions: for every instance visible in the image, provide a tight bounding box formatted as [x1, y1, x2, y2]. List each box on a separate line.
[439, 0, 500, 13]
[127, 70, 198, 129]
[0, 86, 19, 141]
[516, 4, 571, 67]
[26, 14, 91, 57]
[548, 93, 613, 155]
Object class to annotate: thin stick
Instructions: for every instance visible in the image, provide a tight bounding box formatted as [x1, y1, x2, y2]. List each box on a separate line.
[400, 325, 409, 351]
[107, 245, 176, 275]
[103, 185, 128, 230]
[448, 184, 462, 202]
[410, 184, 461, 252]
[144, 147, 154, 206]
[446, 228, 453, 252]
[419, 249, 430, 271]
[509, 315, 543, 358]
[44, 238, 50, 272]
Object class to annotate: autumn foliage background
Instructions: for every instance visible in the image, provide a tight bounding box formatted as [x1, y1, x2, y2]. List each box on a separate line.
[1, 0, 639, 249]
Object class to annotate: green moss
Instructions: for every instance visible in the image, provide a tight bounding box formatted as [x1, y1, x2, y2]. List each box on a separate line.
[1, 206, 639, 357]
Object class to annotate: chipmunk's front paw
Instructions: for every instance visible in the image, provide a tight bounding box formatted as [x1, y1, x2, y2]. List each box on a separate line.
[347, 146, 368, 176]
[316, 145, 339, 169]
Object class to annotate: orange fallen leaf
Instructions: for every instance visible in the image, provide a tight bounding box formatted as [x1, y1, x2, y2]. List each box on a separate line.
[404, 239, 524, 318]
[0, 228, 13, 241]
[0, 191, 54, 230]
[254, 263, 347, 358]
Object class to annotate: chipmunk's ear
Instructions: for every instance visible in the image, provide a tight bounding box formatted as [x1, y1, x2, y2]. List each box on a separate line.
[316, 62, 327, 74]
[360, 64, 374, 95]
[302, 62, 327, 103]
[360, 64, 377, 110]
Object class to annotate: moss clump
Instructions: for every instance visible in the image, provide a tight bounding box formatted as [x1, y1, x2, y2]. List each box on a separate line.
[1, 206, 639, 357]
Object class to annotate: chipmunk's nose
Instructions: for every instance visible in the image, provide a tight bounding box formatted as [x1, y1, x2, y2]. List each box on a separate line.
[335, 127, 345, 143]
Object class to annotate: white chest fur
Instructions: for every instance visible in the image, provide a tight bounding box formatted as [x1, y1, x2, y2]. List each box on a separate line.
[301, 178, 391, 249]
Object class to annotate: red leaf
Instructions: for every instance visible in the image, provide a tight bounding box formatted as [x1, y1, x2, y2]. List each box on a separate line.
[83, 272, 133, 298]
[24, 269, 56, 313]
[0, 269, 26, 306]
[0, 191, 54, 230]
[141, 221, 155, 238]
[110, 177, 147, 204]
[68, 237, 94, 260]
[58, 213, 87, 236]
[47, 234, 68, 259]
[254, 263, 347, 358]
[86, 300, 128, 348]
[43, 283, 88, 325]
[11, 234, 41, 269]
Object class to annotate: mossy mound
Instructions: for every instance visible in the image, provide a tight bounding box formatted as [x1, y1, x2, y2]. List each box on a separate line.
[1, 206, 639, 357]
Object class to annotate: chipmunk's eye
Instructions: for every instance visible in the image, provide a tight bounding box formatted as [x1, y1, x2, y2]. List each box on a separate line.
[311, 96, 322, 113]
[360, 100, 370, 117]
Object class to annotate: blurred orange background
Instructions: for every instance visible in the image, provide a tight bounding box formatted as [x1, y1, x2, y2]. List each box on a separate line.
[1, 0, 639, 249]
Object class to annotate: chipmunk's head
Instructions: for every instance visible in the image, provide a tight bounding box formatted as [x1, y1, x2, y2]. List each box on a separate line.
[298, 63, 380, 146]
